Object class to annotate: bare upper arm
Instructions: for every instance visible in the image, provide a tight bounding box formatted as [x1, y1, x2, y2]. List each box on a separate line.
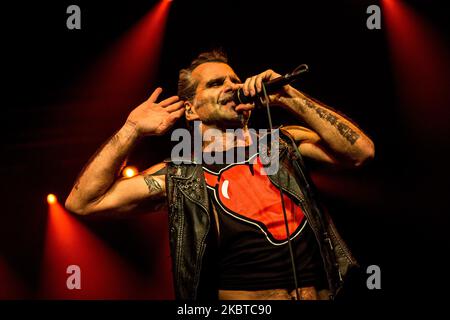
[282, 125, 340, 165]
[84, 162, 167, 215]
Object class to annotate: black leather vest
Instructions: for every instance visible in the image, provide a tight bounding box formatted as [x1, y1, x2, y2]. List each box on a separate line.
[164, 129, 358, 300]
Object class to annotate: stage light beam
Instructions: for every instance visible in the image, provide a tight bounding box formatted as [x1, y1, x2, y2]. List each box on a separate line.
[123, 166, 138, 178]
[47, 194, 57, 205]
[77, 0, 173, 118]
[382, 0, 450, 136]
[40, 202, 141, 299]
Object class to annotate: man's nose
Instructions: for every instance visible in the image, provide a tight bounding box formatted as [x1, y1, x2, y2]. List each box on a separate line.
[223, 79, 240, 93]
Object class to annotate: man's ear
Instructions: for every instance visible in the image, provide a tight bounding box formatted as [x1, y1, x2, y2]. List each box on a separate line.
[185, 101, 200, 121]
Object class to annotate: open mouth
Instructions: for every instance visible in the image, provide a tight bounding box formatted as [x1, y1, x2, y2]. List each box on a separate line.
[219, 95, 235, 106]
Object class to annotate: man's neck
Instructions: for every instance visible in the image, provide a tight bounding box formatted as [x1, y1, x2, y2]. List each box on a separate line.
[200, 123, 253, 152]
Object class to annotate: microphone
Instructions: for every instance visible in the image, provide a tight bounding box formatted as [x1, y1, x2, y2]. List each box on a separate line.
[232, 64, 309, 105]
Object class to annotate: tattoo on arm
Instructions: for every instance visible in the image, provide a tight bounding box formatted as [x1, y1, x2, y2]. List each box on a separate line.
[144, 174, 162, 194]
[301, 98, 360, 145]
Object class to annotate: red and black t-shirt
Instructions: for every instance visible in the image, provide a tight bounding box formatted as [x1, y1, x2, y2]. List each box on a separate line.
[202, 145, 327, 290]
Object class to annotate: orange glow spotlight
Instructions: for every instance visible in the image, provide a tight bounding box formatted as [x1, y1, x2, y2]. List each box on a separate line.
[47, 194, 57, 205]
[123, 166, 138, 178]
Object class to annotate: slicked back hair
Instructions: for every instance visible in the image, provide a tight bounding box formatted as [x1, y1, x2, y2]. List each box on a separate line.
[177, 50, 229, 102]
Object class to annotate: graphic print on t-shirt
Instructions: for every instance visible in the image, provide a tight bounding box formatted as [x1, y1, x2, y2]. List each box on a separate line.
[203, 154, 307, 246]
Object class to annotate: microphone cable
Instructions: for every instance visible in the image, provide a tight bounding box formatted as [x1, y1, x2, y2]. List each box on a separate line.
[257, 69, 302, 300]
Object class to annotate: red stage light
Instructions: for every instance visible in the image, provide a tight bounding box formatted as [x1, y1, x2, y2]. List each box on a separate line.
[382, 0, 450, 135]
[59, 0, 173, 141]
[123, 166, 138, 178]
[47, 194, 57, 205]
[77, 0, 172, 120]
[0, 257, 27, 299]
[40, 202, 141, 299]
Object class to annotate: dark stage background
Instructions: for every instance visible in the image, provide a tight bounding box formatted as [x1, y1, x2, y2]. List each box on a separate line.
[1, 0, 450, 304]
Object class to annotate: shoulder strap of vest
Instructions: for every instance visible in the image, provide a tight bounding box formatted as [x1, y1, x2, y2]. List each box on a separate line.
[278, 126, 307, 168]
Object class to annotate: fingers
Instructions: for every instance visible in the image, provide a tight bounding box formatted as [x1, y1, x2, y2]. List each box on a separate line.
[173, 107, 185, 118]
[147, 87, 163, 103]
[160, 95, 181, 108]
[229, 81, 242, 92]
[164, 100, 184, 113]
[243, 74, 263, 97]
[243, 77, 252, 96]
[146, 87, 185, 112]
[235, 104, 254, 112]
[167, 108, 185, 123]
[242, 69, 280, 97]
[255, 72, 265, 93]
[248, 76, 257, 96]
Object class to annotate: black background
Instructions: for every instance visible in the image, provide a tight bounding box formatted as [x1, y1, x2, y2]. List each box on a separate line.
[2, 0, 450, 305]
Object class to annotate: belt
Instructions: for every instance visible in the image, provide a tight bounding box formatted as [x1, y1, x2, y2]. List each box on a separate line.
[219, 286, 328, 300]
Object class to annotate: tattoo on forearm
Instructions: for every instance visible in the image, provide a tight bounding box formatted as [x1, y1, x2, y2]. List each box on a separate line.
[302, 98, 360, 145]
[144, 175, 162, 194]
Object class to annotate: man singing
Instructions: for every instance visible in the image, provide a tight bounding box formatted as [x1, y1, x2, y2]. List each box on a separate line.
[65, 50, 374, 300]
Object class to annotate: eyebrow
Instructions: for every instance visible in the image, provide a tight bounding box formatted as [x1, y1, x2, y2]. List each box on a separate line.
[205, 76, 242, 88]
